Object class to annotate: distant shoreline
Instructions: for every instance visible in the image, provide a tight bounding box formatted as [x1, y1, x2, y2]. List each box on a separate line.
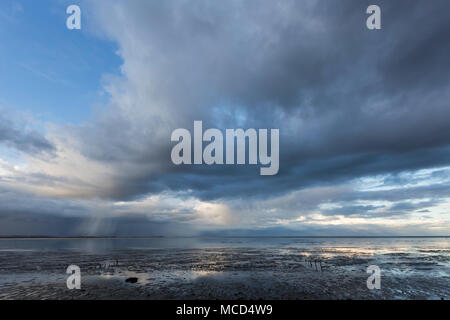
[0, 235, 449, 240]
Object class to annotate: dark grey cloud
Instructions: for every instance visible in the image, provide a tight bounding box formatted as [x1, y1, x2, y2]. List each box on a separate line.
[319, 200, 441, 219]
[1, 0, 448, 241]
[0, 210, 188, 237]
[0, 113, 54, 155]
[0, 187, 194, 236]
[63, 0, 450, 202]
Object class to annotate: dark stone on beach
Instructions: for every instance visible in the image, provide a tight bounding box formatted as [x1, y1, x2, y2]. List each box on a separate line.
[125, 277, 138, 284]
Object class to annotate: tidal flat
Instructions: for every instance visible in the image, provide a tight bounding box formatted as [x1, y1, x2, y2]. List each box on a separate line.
[0, 237, 448, 300]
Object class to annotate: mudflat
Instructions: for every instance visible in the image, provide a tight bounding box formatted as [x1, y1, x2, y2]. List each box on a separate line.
[0, 238, 448, 300]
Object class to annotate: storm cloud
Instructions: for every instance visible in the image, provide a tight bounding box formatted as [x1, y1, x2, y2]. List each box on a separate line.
[0, 0, 449, 235]
[65, 0, 450, 201]
[0, 112, 54, 155]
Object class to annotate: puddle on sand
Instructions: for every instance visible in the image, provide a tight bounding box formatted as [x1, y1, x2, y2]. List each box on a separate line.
[100, 269, 223, 285]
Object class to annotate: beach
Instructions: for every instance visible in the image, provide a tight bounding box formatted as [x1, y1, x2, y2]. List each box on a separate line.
[0, 237, 448, 300]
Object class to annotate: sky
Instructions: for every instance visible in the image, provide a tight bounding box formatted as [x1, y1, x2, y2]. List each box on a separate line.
[0, 0, 449, 236]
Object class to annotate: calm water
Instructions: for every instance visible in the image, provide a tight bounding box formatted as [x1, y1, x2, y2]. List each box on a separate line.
[0, 237, 449, 254]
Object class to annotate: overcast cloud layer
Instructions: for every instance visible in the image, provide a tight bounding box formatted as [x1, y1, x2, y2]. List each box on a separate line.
[0, 0, 449, 235]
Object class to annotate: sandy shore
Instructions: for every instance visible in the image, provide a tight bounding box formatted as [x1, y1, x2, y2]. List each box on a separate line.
[0, 246, 449, 300]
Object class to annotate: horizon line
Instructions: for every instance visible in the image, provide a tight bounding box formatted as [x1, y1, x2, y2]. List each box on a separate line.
[0, 235, 449, 239]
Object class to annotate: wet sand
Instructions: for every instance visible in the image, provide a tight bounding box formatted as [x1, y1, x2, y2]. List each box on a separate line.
[0, 245, 449, 300]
